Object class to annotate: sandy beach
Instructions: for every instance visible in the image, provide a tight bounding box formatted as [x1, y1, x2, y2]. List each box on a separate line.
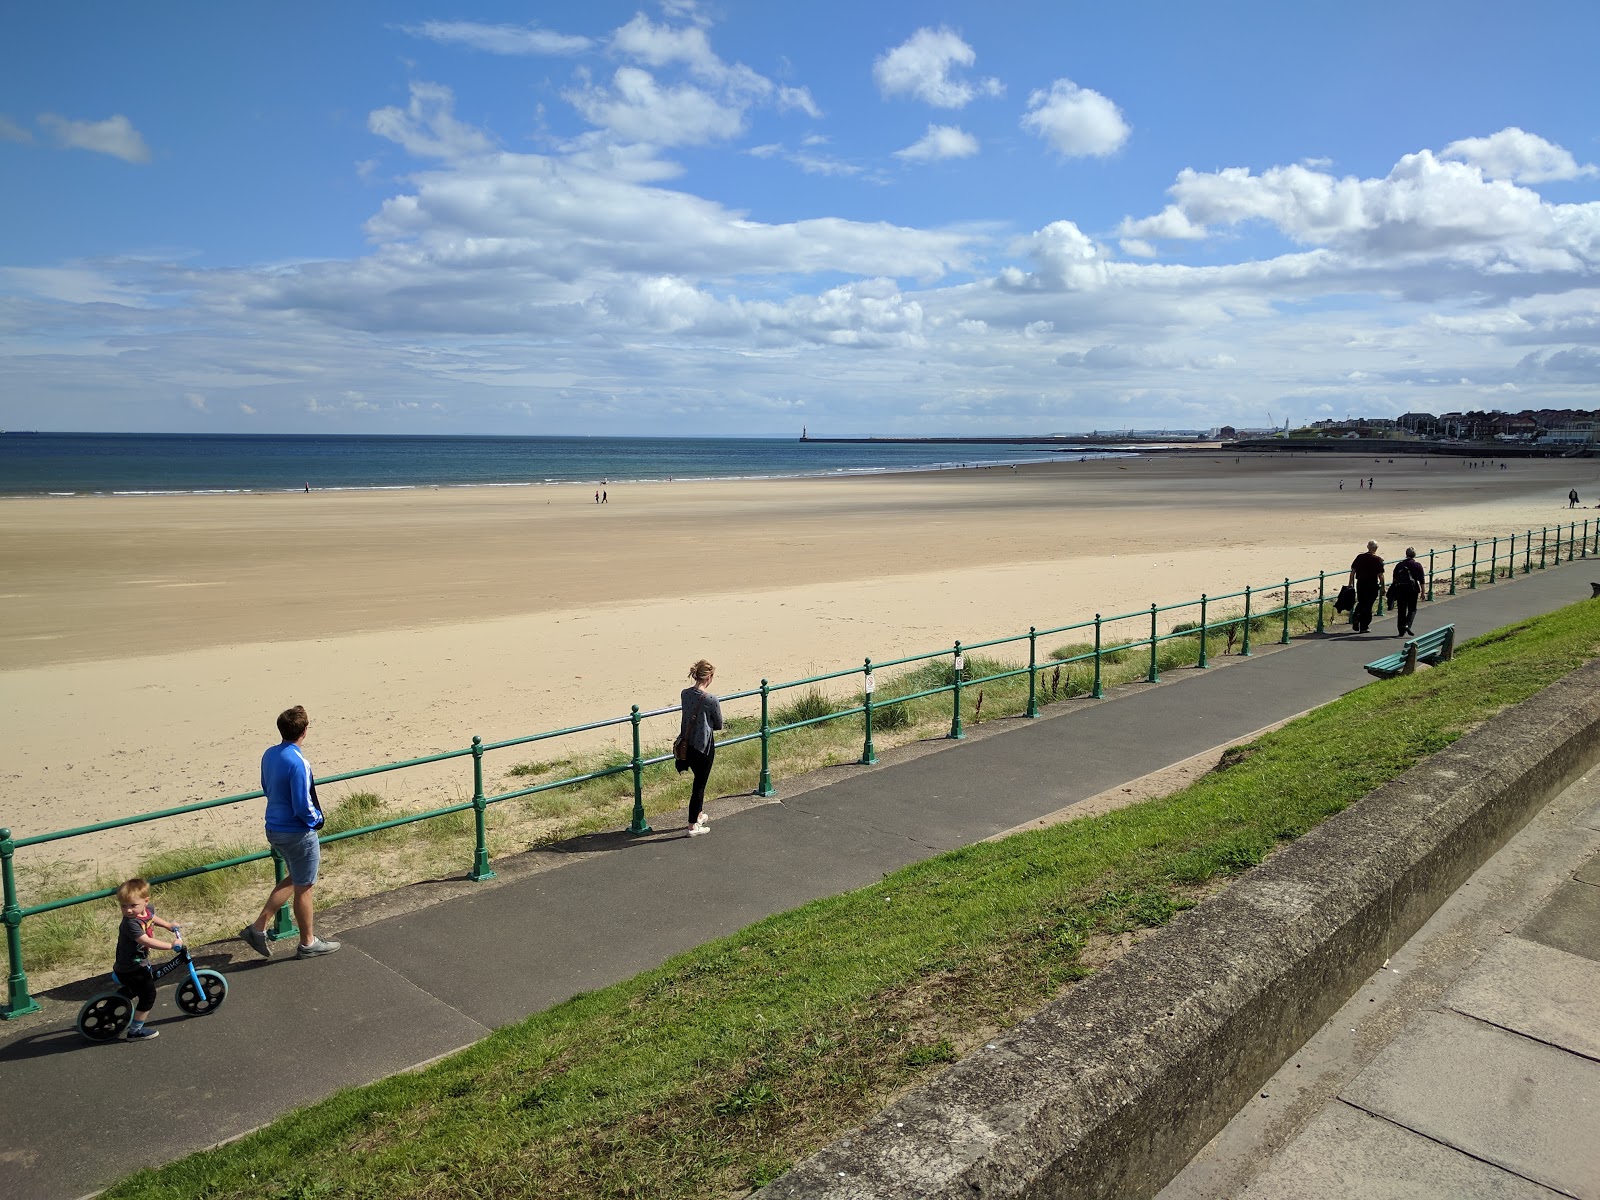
[3, 450, 1595, 873]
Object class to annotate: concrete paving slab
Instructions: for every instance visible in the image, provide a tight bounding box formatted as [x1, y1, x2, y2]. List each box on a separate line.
[1445, 935, 1600, 1061]
[1518, 878, 1600, 963]
[1577, 797, 1600, 832]
[1240, 1101, 1564, 1200]
[0, 949, 487, 1200]
[1340, 1010, 1600, 1199]
[1575, 851, 1600, 886]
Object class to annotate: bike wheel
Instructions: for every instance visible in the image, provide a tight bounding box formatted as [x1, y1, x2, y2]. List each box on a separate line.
[175, 969, 228, 1015]
[77, 991, 133, 1041]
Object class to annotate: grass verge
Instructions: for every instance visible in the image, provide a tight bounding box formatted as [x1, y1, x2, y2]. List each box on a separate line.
[101, 599, 1600, 1199]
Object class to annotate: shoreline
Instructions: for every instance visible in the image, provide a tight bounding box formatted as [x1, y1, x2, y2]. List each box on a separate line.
[4, 450, 1599, 869]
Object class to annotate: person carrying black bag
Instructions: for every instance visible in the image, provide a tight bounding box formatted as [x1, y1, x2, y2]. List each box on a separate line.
[678, 660, 724, 836]
[1347, 540, 1384, 634]
[1388, 547, 1426, 638]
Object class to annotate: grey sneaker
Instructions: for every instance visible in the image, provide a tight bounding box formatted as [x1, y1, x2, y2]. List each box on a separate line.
[296, 937, 341, 959]
[126, 1025, 159, 1041]
[687, 823, 709, 836]
[240, 925, 272, 958]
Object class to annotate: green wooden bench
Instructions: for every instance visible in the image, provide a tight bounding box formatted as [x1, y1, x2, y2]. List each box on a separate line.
[1364, 625, 1455, 679]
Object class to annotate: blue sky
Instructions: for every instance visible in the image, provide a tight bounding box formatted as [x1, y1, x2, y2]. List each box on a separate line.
[3, 1, 1598, 435]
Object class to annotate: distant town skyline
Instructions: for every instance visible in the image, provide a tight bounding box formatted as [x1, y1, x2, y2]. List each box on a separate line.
[3, 1, 1598, 436]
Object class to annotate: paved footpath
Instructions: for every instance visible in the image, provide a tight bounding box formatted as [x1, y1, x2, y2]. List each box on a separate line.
[1159, 742, 1600, 1199]
[2, 561, 1595, 1199]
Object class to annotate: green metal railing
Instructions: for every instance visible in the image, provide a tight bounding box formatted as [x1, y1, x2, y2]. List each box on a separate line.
[3, 519, 1592, 1018]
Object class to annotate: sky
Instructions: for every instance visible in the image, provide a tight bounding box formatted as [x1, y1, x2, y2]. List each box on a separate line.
[2, 1, 1599, 437]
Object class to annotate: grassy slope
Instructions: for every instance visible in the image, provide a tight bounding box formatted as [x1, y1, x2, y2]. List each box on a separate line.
[105, 601, 1600, 1199]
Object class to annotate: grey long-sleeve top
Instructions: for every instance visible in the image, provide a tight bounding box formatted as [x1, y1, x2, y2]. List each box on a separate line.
[679, 686, 724, 754]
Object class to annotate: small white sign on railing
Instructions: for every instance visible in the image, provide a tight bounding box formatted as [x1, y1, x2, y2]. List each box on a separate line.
[864, 674, 875, 694]
[953, 654, 964, 671]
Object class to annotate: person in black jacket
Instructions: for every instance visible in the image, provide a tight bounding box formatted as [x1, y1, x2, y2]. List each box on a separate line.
[1389, 547, 1426, 637]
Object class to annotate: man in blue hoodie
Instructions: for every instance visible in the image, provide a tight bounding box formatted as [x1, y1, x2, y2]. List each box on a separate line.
[239, 705, 340, 959]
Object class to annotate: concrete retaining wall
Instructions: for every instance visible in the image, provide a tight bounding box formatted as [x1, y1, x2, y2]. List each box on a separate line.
[760, 659, 1600, 1199]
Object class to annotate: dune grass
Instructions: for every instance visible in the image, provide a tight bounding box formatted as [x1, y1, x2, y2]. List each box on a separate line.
[99, 599, 1600, 1199]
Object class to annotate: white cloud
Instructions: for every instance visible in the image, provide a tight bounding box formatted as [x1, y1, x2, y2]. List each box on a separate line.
[1118, 204, 1207, 242]
[38, 113, 151, 163]
[894, 124, 979, 163]
[562, 15, 819, 143]
[402, 20, 592, 56]
[874, 28, 1002, 109]
[566, 67, 747, 146]
[1119, 238, 1157, 258]
[369, 83, 495, 160]
[1442, 127, 1597, 183]
[0, 114, 31, 143]
[1147, 149, 1600, 281]
[185, 392, 208, 412]
[1021, 79, 1128, 158]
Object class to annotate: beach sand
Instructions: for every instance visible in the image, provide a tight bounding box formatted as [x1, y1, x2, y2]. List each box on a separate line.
[3, 450, 1594, 873]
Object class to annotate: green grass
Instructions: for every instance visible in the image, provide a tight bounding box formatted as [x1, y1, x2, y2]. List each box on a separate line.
[100, 600, 1600, 1199]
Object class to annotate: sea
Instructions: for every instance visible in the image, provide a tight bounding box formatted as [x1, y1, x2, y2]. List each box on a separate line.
[0, 432, 1112, 497]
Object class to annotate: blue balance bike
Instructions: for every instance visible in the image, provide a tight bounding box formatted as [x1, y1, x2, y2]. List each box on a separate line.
[76, 930, 229, 1041]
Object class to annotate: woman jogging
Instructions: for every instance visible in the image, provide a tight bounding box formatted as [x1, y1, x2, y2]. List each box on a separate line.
[679, 659, 724, 836]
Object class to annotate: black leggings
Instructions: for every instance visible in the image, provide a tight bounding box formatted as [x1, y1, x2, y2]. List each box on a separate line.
[118, 965, 157, 1013]
[686, 745, 715, 823]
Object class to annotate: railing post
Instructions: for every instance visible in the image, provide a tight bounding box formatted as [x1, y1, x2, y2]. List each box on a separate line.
[1426, 552, 1435, 602]
[1092, 615, 1105, 697]
[270, 848, 297, 941]
[1569, 523, 1577, 563]
[1450, 544, 1458, 595]
[1147, 605, 1160, 683]
[1280, 578, 1292, 643]
[1315, 574, 1325, 634]
[469, 735, 495, 881]
[1490, 537, 1498, 583]
[1524, 529, 1533, 574]
[861, 658, 878, 764]
[1584, 520, 1590, 559]
[627, 705, 651, 835]
[1, 829, 41, 1019]
[1507, 533, 1515, 580]
[1540, 526, 1548, 569]
[757, 681, 776, 797]
[949, 641, 966, 739]
[1198, 595, 1211, 666]
[1025, 629, 1040, 718]
[1469, 541, 1479, 589]
[1241, 587, 1254, 656]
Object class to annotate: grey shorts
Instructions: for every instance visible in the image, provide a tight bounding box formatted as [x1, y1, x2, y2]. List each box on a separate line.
[266, 827, 321, 886]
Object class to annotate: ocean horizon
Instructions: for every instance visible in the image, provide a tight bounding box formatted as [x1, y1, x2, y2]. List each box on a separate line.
[0, 432, 1116, 497]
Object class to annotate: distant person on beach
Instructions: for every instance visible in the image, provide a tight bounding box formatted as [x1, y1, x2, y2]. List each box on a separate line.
[1338, 479, 1344, 490]
[602, 489, 608, 504]
[239, 705, 340, 960]
[1368, 477, 1374, 489]
[678, 660, 724, 836]
[1348, 541, 1384, 634]
[1389, 548, 1425, 637]
[1570, 489, 1580, 508]
[595, 490, 600, 504]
